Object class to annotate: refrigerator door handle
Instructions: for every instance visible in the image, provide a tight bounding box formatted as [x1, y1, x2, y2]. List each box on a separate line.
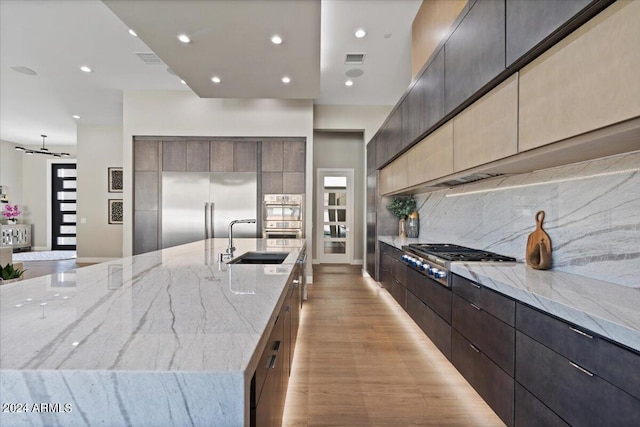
[210, 203, 215, 238]
[204, 203, 210, 239]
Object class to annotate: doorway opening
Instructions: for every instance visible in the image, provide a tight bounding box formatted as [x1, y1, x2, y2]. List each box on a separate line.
[316, 169, 354, 264]
[50, 163, 77, 250]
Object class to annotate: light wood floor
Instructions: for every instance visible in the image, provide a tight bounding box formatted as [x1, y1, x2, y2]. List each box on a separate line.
[283, 264, 505, 427]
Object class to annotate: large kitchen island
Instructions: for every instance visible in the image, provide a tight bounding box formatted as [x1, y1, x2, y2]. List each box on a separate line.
[0, 238, 306, 427]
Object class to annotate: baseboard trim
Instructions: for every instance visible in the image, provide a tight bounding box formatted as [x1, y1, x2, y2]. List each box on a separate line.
[351, 259, 363, 265]
[306, 275, 313, 284]
[362, 269, 370, 278]
[32, 246, 49, 251]
[76, 257, 118, 264]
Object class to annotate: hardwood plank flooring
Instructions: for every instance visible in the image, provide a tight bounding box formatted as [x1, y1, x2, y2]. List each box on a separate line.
[283, 264, 504, 427]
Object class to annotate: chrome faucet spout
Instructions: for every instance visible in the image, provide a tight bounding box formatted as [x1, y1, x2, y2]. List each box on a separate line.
[227, 219, 257, 255]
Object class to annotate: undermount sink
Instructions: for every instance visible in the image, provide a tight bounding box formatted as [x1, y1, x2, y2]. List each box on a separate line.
[228, 251, 288, 264]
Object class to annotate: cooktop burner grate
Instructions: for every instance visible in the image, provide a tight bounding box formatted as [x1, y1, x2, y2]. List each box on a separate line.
[406, 243, 516, 262]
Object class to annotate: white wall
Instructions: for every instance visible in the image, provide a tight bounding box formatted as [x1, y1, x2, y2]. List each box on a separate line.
[122, 91, 314, 259]
[0, 139, 23, 207]
[313, 104, 392, 145]
[76, 125, 123, 261]
[312, 131, 365, 263]
[21, 145, 77, 249]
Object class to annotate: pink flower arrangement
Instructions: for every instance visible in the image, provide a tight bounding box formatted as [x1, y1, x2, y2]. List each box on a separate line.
[2, 204, 21, 220]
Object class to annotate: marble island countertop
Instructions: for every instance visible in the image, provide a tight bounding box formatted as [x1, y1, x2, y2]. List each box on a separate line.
[379, 236, 640, 353]
[0, 238, 305, 427]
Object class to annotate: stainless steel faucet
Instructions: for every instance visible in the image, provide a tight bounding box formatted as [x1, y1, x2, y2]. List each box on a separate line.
[226, 219, 257, 255]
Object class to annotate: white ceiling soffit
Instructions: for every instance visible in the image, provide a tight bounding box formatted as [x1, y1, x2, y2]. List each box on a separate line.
[316, 0, 422, 106]
[104, 0, 321, 99]
[0, 0, 185, 146]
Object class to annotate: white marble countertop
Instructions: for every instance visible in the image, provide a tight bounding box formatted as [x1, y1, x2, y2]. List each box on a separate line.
[379, 236, 640, 353]
[0, 238, 305, 426]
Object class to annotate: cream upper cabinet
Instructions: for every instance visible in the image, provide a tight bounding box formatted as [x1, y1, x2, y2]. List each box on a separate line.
[453, 73, 519, 172]
[519, 0, 640, 152]
[407, 121, 453, 186]
[379, 151, 409, 195]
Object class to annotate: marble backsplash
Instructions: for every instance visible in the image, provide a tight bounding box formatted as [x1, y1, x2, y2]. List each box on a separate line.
[401, 151, 639, 287]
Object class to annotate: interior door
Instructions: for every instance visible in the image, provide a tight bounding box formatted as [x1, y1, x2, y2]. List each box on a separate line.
[316, 169, 354, 264]
[51, 163, 77, 250]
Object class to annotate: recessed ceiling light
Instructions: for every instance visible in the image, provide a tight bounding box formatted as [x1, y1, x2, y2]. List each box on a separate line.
[282, 76, 291, 84]
[271, 35, 283, 45]
[211, 76, 221, 83]
[180, 79, 186, 85]
[345, 80, 354, 87]
[128, 29, 138, 37]
[72, 115, 80, 119]
[10, 65, 37, 76]
[354, 29, 367, 38]
[177, 34, 191, 44]
[80, 66, 92, 73]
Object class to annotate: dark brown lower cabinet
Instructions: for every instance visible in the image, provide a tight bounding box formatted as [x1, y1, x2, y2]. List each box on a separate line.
[452, 329, 514, 426]
[406, 290, 451, 359]
[390, 279, 407, 309]
[515, 382, 569, 427]
[516, 331, 640, 427]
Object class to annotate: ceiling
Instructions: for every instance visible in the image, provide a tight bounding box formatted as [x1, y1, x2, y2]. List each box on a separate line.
[0, 0, 421, 147]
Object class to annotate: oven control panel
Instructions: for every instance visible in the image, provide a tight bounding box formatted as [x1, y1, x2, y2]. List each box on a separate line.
[400, 253, 449, 287]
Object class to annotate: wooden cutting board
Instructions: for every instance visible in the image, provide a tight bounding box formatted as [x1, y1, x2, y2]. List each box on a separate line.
[526, 210, 552, 270]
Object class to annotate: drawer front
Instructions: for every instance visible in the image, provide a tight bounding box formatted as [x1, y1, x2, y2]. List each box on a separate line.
[381, 252, 395, 273]
[379, 268, 392, 290]
[390, 279, 407, 309]
[452, 294, 515, 376]
[452, 329, 514, 426]
[392, 258, 406, 285]
[452, 274, 515, 326]
[407, 291, 451, 360]
[253, 314, 284, 407]
[515, 382, 569, 427]
[406, 268, 452, 322]
[380, 242, 402, 257]
[517, 303, 640, 400]
[516, 331, 640, 427]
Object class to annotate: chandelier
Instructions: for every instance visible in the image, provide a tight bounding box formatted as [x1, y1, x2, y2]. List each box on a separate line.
[15, 135, 70, 157]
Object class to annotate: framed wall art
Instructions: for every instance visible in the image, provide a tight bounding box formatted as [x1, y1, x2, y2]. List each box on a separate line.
[108, 199, 123, 224]
[108, 167, 123, 193]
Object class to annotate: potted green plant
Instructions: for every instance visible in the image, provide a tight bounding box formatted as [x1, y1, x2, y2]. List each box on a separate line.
[0, 263, 26, 284]
[386, 196, 417, 237]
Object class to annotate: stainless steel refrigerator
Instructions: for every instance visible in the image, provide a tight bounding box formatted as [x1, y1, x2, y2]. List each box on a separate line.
[161, 172, 258, 249]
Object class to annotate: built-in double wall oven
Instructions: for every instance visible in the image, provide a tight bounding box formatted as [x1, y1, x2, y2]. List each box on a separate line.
[262, 194, 304, 239]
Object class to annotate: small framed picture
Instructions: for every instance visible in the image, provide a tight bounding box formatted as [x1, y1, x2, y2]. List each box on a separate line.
[108, 199, 123, 224]
[108, 167, 123, 193]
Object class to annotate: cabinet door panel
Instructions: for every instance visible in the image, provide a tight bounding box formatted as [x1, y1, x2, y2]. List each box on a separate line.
[262, 141, 284, 172]
[516, 331, 640, 427]
[407, 291, 452, 360]
[407, 121, 453, 187]
[390, 280, 407, 310]
[366, 139, 377, 175]
[186, 140, 210, 172]
[506, 0, 591, 67]
[445, 0, 506, 113]
[518, 1, 640, 151]
[452, 294, 514, 376]
[162, 140, 186, 171]
[515, 382, 569, 427]
[134, 140, 160, 171]
[406, 268, 452, 323]
[134, 172, 158, 211]
[283, 141, 305, 172]
[234, 141, 258, 172]
[452, 329, 514, 426]
[133, 211, 158, 255]
[517, 303, 640, 400]
[282, 172, 304, 194]
[453, 73, 518, 172]
[262, 172, 283, 194]
[418, 49, 444, 136]
[210, 141, 234, 172]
